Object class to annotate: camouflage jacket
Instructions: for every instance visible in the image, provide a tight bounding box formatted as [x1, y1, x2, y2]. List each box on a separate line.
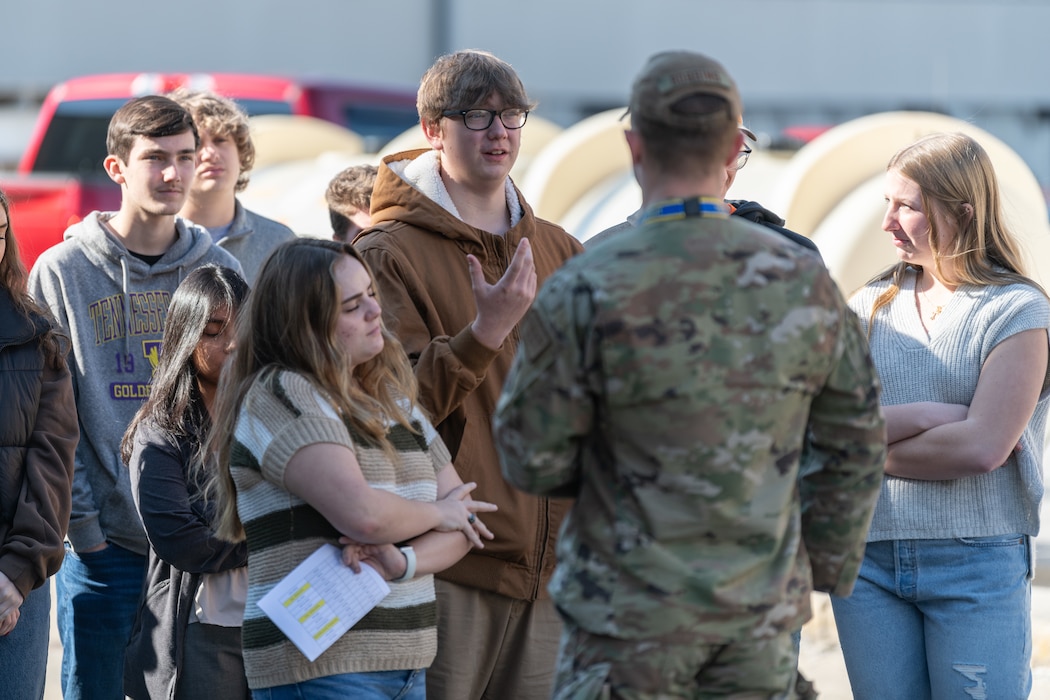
[494, 199, 886, 642]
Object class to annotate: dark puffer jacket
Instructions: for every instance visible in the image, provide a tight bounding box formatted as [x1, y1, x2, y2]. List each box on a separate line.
[0, 286, 77, 598]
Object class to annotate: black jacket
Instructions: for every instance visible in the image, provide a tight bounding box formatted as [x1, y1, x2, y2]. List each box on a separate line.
[0, 287, 76, 598]
[727, 199, 823, 260]
[123, 417, 247, 699]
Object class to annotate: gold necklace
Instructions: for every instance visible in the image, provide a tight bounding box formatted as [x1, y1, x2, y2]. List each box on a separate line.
[918, 273, 946, 321]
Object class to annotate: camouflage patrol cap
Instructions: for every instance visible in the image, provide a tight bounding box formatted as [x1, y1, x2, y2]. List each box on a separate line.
[629, 50, 741, 129]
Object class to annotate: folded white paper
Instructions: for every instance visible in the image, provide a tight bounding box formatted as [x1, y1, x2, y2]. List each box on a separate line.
[257, 543, 391, 662]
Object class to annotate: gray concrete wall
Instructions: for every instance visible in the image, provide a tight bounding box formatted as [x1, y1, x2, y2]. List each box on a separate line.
[3, 1, 1049, 184]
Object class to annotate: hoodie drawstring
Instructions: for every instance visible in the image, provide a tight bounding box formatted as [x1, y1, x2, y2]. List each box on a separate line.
[120, 255, 132, 358]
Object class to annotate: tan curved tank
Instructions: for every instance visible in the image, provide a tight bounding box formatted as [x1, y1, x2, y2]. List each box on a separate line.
[769, 111, 1050, 293]
[243, 110, 1049, 298]
[249, 114, 365, 170]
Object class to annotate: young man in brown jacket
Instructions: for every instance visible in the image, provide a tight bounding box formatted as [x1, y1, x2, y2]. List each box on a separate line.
[354, 49, 582, 700]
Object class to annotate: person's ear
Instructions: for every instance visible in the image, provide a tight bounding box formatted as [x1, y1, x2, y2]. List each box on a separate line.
[421, 119, 444, 151]
[624, 129, 643, 166]
[960, 202, 974, 226]
[723, 130, 745, 169]
[104, 155, 126, 186]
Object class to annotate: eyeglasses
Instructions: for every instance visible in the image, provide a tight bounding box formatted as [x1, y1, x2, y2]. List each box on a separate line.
[733, 145, 752, 171]
[441, 108, 529, 131]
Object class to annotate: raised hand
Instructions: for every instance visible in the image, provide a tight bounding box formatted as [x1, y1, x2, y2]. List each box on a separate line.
[469, 238, 537, 350]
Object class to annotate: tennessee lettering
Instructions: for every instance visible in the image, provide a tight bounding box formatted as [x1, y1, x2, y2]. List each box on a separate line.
[89, 291, 171, 345]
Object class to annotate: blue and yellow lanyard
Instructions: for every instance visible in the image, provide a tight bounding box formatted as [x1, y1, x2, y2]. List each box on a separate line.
[639, 196, 730, 225]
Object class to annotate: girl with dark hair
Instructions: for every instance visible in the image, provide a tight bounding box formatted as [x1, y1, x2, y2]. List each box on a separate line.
[122, 264, 251, 700]
[207, 238, 496, 699]
[0, 188, 78, 699]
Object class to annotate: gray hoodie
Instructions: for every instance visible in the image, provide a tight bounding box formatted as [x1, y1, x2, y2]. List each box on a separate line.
[28, 211, 242, 555]
[208, 199, 296, 285]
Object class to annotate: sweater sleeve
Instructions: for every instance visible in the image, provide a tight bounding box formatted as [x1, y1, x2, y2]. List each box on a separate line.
[0, 362, 78, 597]
[29, 262, 106, 551]
[982, 284, 1050, 358]
[410, 405, 452, 475]
[252, 372, 360, 488]
[130, 426, 247, 574]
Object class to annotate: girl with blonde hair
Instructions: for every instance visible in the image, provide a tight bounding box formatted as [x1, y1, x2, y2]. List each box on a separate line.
[208, 238, 495, 699]
[832, 132, 1050, 699]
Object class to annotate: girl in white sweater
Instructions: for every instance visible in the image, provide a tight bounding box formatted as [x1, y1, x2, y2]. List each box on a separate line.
[832, 132, 1050, 700]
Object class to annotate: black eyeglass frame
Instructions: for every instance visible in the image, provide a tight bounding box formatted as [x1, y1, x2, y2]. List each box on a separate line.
[441, 108, 530, 131]
[733, 145, 752, 171]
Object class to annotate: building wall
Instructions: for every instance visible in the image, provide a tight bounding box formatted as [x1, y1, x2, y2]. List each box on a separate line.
[3, 0, 1049, 186]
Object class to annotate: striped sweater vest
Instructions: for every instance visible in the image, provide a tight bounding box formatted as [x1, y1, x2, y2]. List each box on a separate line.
[231, 369, 450, 689]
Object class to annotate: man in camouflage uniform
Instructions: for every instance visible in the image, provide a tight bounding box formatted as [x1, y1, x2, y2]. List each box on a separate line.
[493, 50, 886, 699]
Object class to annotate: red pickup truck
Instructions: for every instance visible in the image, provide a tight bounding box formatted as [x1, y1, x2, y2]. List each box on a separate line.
[3, 72, 418, 268]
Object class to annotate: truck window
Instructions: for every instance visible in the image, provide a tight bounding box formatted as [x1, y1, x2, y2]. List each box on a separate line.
[33, 99, 126, 176]
[32, 98, 294, 176]
[343, 105, 419, 152]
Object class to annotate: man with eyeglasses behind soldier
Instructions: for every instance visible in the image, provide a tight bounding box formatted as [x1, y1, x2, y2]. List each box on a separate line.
[353, 49, 582, 700]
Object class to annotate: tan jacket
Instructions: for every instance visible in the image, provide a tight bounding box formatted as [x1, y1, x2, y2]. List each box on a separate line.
[355, 149, 582, 600]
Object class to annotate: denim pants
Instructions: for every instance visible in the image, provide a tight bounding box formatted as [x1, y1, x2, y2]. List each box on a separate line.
[831, 535, 1032, 700]
[251, 669, 425, 700]
[56, 542, 147, 700]
[0, 582, 51, 700]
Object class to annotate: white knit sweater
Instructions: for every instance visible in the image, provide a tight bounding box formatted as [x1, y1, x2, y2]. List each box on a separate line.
[850, 268, 1050, 541]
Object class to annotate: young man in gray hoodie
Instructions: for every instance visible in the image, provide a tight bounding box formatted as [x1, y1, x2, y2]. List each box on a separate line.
[29, 95, 241, 700]
[170, 89, 296, 284]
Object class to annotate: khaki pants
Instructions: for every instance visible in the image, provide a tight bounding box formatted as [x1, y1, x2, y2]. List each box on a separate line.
[426, 579, 563, 700]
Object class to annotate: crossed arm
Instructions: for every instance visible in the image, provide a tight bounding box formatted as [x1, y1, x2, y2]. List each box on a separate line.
[884, 329, 1048, 480]
[339, 464, 495, 580]
[284, 443, 495, 547]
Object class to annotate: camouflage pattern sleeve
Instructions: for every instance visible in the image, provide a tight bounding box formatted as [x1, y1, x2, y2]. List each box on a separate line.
[800, 306, 886, 596]
[494, 271, 598, 499]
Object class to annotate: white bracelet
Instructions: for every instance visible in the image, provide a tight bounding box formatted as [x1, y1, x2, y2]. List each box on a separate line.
[392, 545, 416, 583]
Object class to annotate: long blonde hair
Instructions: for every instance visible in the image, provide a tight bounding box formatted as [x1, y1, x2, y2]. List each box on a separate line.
[206, 238, 419, 541]
[866, 132, 1043, 330]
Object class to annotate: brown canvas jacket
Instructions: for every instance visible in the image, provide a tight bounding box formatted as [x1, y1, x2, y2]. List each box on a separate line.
[355, 149, 582, 599]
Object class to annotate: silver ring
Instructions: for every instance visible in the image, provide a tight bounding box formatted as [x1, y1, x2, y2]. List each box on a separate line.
[467, 513, 477, 525]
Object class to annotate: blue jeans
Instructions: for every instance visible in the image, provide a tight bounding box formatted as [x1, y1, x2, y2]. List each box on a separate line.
[56, 542, 146, 700]
[0, 582, 51, 700]
[831, 535, 1032, 700]
[252, 669, 425, 700]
